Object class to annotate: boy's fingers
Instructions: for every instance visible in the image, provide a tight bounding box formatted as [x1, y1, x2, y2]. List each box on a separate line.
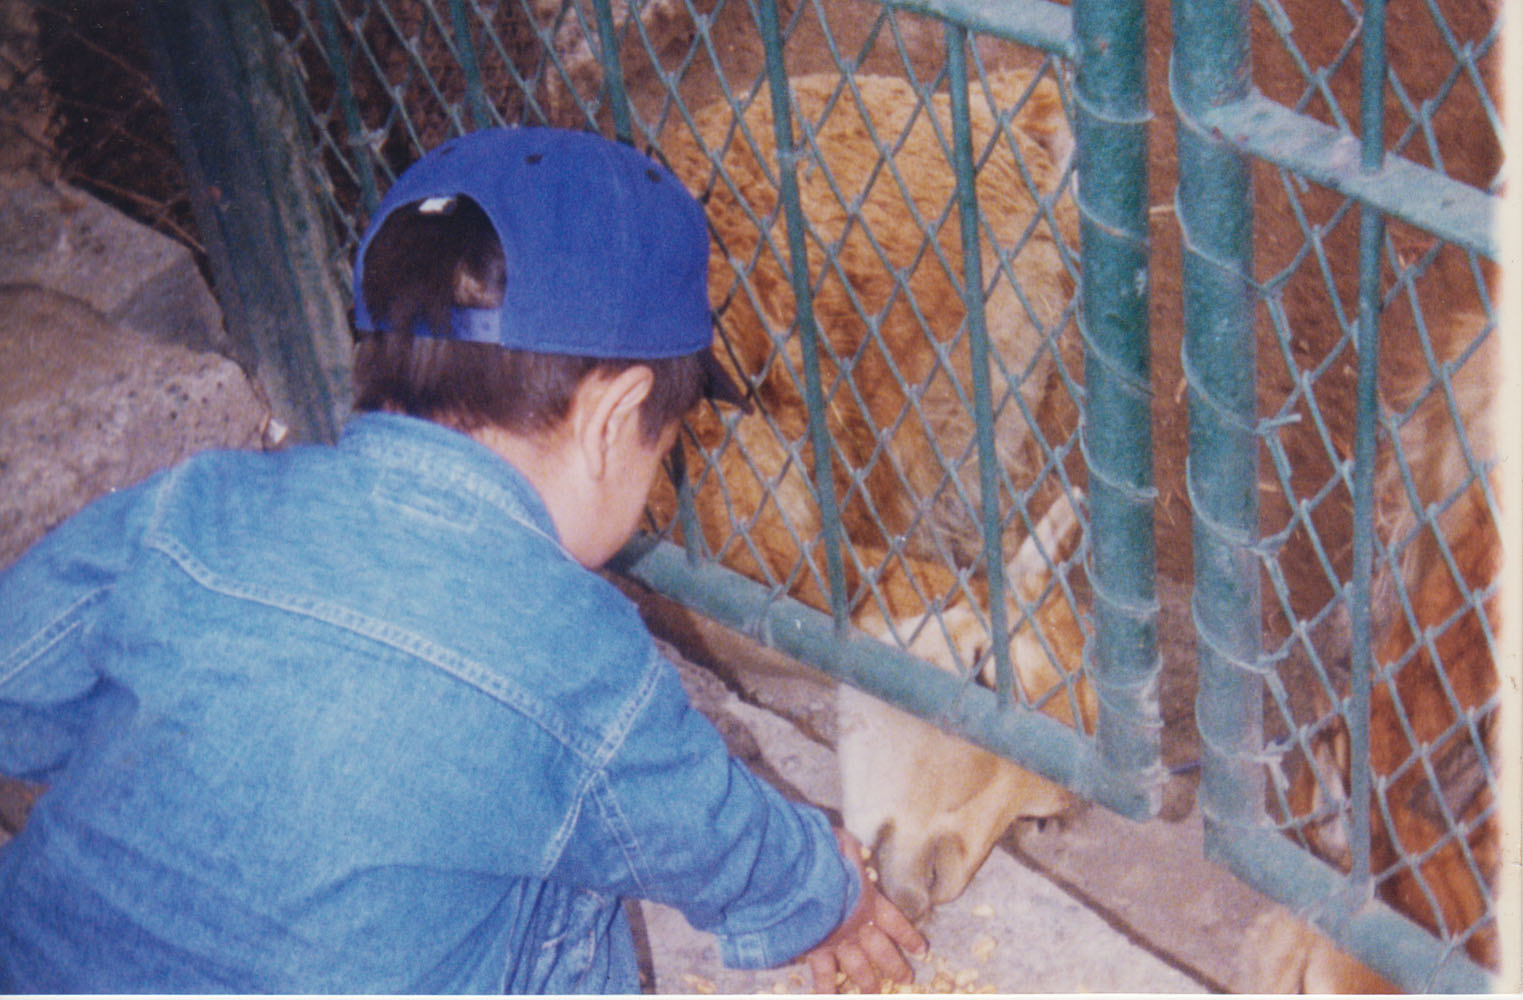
[836, 941, 878, 993]
[870, 893, 927, 958]
[806, 949, 839, 994]
[862, 923, 914, 984]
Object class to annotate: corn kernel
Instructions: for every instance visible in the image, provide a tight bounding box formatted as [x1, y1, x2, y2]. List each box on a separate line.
[970, 934, 997, 962]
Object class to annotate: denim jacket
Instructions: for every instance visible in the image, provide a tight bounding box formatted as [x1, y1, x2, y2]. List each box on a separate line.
[0, 411, 857, 993]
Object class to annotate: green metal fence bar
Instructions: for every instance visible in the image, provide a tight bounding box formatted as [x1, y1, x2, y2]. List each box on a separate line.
[945, 25, 1015, 707]
[1070, 0, 1161, 815]
[883, 0, 1074, 58]
[609, 535, 1152, 816]
[592, 0, 635, 143]
[1171, 0, 1264, 837]
[1192, 96, 1498, 260]
[138, 0, 352, 444]
[316, 0, 380, 215]
[1346, 0, 1390, 903]
[1174, 0, 1502, 988]
[755, 0, 851, 632]
[133, 0, 1505, 984]
[1346, 224, 1379, 882]
[660, 421, 708, 567]
[447, 0, 493, 131]
[1214, 828, 1494, 990]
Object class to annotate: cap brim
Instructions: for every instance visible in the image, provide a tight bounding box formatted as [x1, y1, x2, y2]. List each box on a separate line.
[699, 349, 753, 412]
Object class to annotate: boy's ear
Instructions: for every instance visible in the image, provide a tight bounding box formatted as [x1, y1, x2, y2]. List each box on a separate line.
[573, 365, 654, 479]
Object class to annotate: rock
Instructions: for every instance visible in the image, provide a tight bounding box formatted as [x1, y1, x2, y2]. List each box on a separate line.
[0, 180, 240, 359]
[0, 286, 269, 567]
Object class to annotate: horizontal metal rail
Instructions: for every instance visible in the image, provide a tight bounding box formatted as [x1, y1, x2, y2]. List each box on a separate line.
[1210, 827, 1496, 992]
[881, 0, 1074, 56]
[609, 534, 1154, 820]
[1195, 93, 1499, 260]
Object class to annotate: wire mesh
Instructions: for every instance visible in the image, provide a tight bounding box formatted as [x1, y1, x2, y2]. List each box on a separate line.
[1175, 0, 1504, 986]
[260, 0, 1107, 750]
[7, 0, 1134, 799]
[15, 0, 1505, 986]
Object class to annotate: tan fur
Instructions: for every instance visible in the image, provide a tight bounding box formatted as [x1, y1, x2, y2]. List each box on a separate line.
[1249, 318, 1502, 990]
[659, 69, 1079, 578]
[841, 494, 1094, 921]
[1243, 907, 1399, 993]
[1366, 323, 1502, 975]
[654, 70, 1090, 918]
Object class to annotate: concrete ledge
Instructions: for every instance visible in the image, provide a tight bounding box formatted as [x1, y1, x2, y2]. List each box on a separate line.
[620, 573, 1286, 992]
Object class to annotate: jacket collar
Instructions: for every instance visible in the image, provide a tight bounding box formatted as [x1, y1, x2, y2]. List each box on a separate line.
[339, 411, 566, 555]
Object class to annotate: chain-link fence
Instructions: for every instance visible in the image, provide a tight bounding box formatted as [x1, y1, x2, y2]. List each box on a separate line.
[208, 0, 1166, 821]
[8, 0, 1508, 991]
[1174, 0, 1503, 989]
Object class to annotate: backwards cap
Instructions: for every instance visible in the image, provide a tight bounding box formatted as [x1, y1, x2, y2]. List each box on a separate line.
[353, 127, 746, 405]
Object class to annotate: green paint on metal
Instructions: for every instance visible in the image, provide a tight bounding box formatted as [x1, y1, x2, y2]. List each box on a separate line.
[140, 0, 351, 444]
[316, 0, 379, 214]
[1346, 0, 1390, 899]
[610, 534, 1152, 818]
[592, 0, 634, 143]
[1347, 204, 1382, 894]
[1195, 96, 1497, 260]
[1072, 0, 1162, 807]
[1357, 0, 1387, 171]
[1172, 0, 1265, 832]
[1210, 828, 1495, 992]
[756, 0, 850, 633]
[156, 0, 1503, 977]
[882, 0, 1074, 56]
[665, 432, 708, 567]
[945, 27, 1015, 708]
[448, 0, 492, 131]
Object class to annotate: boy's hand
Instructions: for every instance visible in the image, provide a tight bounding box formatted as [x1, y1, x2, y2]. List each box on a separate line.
[803, 829, 927, 993]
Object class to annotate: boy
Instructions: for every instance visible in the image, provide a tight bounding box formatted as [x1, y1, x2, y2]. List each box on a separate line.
[0, 127, 923, 992]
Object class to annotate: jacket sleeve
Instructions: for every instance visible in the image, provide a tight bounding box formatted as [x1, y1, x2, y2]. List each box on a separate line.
[0, 485, 147, 782]
[546, 649, 860, 971]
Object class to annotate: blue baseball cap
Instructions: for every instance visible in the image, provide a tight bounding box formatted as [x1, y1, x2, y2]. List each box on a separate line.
[353, 126, 747, 407]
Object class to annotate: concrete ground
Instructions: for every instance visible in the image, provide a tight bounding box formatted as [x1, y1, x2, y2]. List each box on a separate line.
[627, 596, 1289, 994]
[638, 645, 1210, 994]
[0, 175, 1294, 994]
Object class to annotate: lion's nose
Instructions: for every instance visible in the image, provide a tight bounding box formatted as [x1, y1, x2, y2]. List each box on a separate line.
[873, 830, 967, 924]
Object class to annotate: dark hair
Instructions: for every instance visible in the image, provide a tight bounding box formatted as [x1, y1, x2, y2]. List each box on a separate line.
[353, 196, 705, 441]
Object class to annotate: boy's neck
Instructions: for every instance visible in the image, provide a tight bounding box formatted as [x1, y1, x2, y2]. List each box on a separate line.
[471, 423, 587, 556]
[467, 364, 666, 571]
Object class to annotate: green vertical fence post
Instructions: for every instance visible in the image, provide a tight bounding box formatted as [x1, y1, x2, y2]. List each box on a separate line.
[1072, 0, 1163, 816]
[1171, 0, 1264, 836]
[592, 0, 636, 143]
[137, 0, 351, 444]
[1346, 0, 1389, 903]
[448, 0, 493, 131]
[1171, 0, 1494, 987]
[755, 0, 851, 633]
[944, 26, 1015, 708]
[316, 0, 379, 216]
